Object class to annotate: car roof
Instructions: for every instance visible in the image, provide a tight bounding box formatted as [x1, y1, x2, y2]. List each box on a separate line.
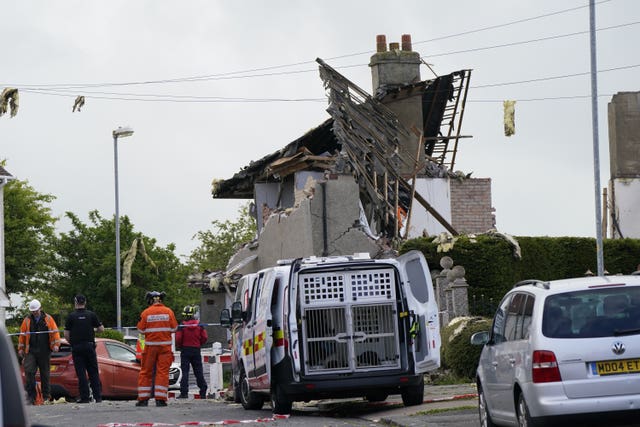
[512, 275, 640, 295]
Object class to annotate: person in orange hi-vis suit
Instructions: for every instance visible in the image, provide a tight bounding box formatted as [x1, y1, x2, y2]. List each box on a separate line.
[135, 291, 178, 407]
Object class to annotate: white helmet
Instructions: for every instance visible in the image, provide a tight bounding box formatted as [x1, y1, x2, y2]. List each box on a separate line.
[28, 299, 42, 311]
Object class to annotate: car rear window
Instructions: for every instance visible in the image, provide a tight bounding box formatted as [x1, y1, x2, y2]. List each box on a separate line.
[543, 285, 640, 338]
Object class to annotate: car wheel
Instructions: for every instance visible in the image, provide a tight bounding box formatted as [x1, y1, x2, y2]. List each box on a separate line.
[401, 375, 424, 406]
[239, 367, 263, 410]
[478, 383, 497, 427]
[516, 393, 540, 427]
[271, 383, 292, 415]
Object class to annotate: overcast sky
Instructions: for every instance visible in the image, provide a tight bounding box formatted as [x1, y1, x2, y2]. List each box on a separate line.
[2, 0, 638, 259]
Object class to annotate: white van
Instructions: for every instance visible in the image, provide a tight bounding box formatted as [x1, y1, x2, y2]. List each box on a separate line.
[220, 250, 441, 414]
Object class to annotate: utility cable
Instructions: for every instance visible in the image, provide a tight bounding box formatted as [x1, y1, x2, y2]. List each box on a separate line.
[19, 62, 640, 104]
[1, 1, 619, 90]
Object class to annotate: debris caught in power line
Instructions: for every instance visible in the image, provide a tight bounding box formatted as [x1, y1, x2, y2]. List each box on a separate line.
[0, 88, 19, 118]
[503, 100, 516, 136]
[72, 95, 85, 112]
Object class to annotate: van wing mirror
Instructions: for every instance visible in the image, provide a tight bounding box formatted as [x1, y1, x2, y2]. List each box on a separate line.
[231, 301, 243, 323]
[219, 309, 232, 328]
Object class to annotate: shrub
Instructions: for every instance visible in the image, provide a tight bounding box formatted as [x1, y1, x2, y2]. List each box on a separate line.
[401, 235, 640, 317]
[7, 325, 21, 353]
[97, 329, 125, 342]
[441, 316, 492, 380]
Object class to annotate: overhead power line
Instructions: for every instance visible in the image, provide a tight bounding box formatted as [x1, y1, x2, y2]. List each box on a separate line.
[2, 0, 620, 91]
[471, 63, 640, 89]
[19, 60, 640, 104]
[414, 0, 613, 45]
[20, 88, 326, 103]
[425, 21, 639, 58]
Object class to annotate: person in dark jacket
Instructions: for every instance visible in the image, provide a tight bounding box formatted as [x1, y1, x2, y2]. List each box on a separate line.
[18, 299, 62, 405]
[175, 305, 208, 399]
[64, 294, 105, 403]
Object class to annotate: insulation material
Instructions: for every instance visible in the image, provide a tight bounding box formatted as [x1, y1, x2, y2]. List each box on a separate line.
[0, 88, 19, 117]
[121, 238, 158, 288]
[73, 96, 85, 112]
[503, 100, 516, 137]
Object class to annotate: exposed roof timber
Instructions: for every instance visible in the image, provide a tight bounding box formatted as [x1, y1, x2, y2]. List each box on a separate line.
[317, 58, 457, 236]
[212, 119, 338, 199]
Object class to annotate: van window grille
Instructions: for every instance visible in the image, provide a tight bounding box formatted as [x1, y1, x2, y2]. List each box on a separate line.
[300, 267, 401, 375]
[301, 274, 345, 304]
[305, 308, 348, 371]
[353, 304, 399, 368]
[350, 270, 394, 301]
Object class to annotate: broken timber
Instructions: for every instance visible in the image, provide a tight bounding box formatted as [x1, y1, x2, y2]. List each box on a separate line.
[317, 58, 458, 236]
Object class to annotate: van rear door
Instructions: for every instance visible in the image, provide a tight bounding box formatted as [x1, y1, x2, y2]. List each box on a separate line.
[397, 250, 441, 373]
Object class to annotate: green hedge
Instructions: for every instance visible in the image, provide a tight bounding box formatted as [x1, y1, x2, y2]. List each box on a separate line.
[402, 236, 640, 316]
[440, 316, 492, 379]
[97, 329, 125, 342]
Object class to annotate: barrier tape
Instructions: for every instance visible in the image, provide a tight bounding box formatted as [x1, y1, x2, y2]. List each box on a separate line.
[7, 330, 62, 337]
[7, 323, 222, 337]
[98, 414, 290, 426]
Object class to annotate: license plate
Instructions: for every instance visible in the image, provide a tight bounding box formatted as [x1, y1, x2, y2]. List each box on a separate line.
[593, 358, 640, 375]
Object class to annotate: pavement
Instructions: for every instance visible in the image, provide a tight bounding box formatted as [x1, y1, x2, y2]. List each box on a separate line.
[25, 383, 479, 427]
[312, 383, 479, 427]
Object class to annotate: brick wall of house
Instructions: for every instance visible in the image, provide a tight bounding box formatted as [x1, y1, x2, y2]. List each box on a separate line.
[450, 178, 495, 234]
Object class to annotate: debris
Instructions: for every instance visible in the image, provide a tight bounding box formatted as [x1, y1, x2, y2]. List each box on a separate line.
[72, 95, 85, 112]
[0, 88, 19, 117]
[121, 238, 158, 288]
[503, 100, 516, 137]
[432, 232, 458, 253]
[486, 229, 521, 259]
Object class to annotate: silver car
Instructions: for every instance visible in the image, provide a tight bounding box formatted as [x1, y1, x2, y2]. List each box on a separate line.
[471, 273, 640, 427]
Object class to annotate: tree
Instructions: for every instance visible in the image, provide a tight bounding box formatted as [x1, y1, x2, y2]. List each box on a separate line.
[52, 210, 198, 328]
[3, 173, 57, 295]
[188, 203, 256, 272]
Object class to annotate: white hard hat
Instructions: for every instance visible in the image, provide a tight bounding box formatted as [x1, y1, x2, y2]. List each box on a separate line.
[28, 299, 42, 311]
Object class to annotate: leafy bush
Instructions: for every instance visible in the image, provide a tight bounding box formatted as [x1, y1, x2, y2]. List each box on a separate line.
[97, 329, 125, 342]
[440, 316, 492, 380]
[401, 236, 640, 316]
[7, 325, 21, 353]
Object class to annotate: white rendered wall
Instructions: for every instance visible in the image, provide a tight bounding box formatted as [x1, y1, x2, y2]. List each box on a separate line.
[405, 178, 452, 238]
[610, 178, 640, 238]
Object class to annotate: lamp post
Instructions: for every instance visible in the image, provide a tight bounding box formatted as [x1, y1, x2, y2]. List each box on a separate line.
[112, 126, 134, 331]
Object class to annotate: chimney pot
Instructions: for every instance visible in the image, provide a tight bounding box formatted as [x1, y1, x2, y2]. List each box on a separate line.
[389, 42, 400, 51]
[401, 34, 412, 51]
[376, 35, 387, 52]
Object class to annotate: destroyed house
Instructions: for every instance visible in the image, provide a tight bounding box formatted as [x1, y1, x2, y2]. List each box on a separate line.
[212, 34, 495, 273]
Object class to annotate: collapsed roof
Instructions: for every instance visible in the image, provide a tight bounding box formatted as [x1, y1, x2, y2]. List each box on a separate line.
[213, 35, 471, 237]
[212, 68, 470, 201]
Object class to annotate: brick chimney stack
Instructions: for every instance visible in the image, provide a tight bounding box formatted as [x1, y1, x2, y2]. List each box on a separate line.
[369, 34, 424, 176]
[369, 34, 421, 94]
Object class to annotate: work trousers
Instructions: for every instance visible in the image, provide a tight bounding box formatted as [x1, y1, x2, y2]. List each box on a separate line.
[71, 342, 102, 401]
[180, 347, 207, 397]
[24, 351, 51, 402]
[138, 345, 173, 401]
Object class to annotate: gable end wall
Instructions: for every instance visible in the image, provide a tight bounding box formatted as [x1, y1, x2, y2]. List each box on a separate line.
[450, 178, 495, 234]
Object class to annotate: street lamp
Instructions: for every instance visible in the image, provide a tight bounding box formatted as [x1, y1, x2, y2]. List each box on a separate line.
[112, 126, 134, 332]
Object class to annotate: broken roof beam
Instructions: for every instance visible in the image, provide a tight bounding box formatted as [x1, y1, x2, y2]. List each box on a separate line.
[317, 57, 458, 237]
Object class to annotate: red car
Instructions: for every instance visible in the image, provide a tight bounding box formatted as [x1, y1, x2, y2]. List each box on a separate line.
[22, 338, 140, 400]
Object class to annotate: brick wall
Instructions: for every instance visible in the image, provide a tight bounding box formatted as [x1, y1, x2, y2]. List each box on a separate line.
[450, 178, 495, 234]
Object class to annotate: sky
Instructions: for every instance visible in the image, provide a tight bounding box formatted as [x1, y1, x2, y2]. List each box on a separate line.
[2, 0, 638, 259]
